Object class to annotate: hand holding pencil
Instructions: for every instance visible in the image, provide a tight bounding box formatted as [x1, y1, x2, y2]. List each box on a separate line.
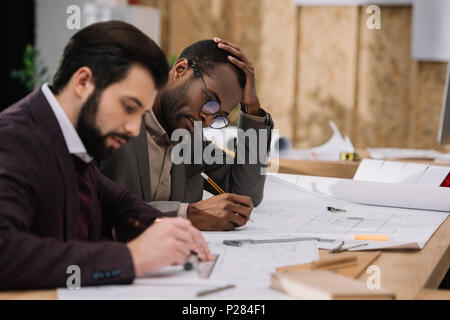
[185, 173, 254, 231]
[201, 172, 254, 223]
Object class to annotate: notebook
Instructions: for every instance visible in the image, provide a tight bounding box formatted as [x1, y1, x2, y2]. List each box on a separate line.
[271, 271, 395, 300]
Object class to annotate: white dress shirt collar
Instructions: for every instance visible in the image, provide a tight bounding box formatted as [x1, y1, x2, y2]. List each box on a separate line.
[41, 83, 93, 163]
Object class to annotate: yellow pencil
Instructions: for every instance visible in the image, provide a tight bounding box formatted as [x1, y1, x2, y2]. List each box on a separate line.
[200, 172, 254, 223]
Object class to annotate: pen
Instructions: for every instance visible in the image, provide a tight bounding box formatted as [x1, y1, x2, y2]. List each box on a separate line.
[196, 284, 236, 297]
[200, 172, 254, 223]
[327, 206, 346, 213]
[184, 251, 200, 271]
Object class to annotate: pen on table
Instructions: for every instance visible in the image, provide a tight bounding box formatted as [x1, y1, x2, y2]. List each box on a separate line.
[128, 218, 200, 270]
[196, 284, 236, 297]
[200, 172, 254, 223]
[327, 206, 346, 213]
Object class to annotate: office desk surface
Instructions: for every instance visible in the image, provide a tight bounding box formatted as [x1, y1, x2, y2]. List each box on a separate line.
[1, 214, 448, 300]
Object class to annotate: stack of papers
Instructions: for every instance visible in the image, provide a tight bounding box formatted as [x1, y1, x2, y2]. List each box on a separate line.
[368, 148, 450, 162]
[274, 160, 450, 212]
[354, 159, 449, 186]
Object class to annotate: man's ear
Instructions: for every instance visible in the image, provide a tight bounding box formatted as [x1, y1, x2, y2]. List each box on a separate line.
[72, 66, 95, 101]
[172, 58, 190, 81]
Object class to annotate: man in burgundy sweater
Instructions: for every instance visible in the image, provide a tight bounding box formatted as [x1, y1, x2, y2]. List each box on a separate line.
[0, 21, 211, 290]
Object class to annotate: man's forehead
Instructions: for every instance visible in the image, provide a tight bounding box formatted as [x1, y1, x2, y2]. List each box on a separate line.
[205, 64, 243, 109]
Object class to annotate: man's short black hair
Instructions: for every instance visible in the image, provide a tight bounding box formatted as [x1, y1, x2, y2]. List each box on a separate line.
[51, 20, 169, 94]
[178, 40, 246, 90]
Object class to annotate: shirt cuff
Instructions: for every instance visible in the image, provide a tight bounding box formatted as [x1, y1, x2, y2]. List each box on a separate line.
[240, 109, 269, 125]
[177, 203, 189, 219]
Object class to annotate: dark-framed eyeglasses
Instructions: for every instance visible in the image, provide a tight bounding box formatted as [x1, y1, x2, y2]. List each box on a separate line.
[189, 61, 229, 129]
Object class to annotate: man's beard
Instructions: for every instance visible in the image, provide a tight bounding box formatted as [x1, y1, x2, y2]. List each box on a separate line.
[76, 89, 129, 163]
[159, 78, 193, 136]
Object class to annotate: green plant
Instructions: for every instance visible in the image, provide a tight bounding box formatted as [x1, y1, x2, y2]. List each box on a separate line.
[11, 44, 48, 92]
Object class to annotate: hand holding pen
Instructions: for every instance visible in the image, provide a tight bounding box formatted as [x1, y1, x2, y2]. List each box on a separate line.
[126, 217, 213, 277]
[186, 173, 254, 231]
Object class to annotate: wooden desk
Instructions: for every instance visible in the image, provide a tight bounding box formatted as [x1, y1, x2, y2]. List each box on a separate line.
[0, 289, 56, 300]
[277, 158, 360, 178]
[318, 215, 450, 300]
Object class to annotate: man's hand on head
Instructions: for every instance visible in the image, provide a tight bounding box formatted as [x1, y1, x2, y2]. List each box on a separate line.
[213, 37, 264, 117]
[187, 193, 254, 231]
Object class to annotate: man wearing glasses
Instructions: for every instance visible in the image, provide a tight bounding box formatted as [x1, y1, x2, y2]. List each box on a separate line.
[101, 38, 274, 231]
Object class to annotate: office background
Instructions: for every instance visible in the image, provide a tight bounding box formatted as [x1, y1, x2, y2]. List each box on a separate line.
[2, 0, 449, 152]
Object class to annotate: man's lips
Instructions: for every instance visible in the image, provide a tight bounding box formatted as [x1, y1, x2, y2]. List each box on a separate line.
[109, 136, 128, 148]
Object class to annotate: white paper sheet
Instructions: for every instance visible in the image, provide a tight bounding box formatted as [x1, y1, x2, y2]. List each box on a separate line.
[368, 148, 444, 160]
[354, 159, 449, 186]
[418, 165, 450, 186]
[58, 224, 317, 300]
[265, 174, 448, 249]
[400, 162, 430, 184]
[353, 159, 384, 181]
[205, 235, 318, 282]
[280, 172, 450, 212]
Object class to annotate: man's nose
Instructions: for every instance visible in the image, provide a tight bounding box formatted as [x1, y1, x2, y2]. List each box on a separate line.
[200, 113, 215, 128]
[124, 116, 141, 137]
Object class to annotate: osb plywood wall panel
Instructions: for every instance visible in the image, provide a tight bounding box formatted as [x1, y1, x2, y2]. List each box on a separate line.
[167, 0, 229, 57]
[164, 0, 263, 60]
[411, 61, 448, 149]
[257, 0, 297, 139]
[225, 0, 262, 70]
[295, 7, 359, 148]
[355, 6, 412, 148]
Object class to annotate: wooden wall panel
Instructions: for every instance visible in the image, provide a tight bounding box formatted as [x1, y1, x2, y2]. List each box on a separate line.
[167, 0, 264, 59]
[355, 6, 413, 148]
[295, 7, 359, 148]
[226, 0, 262, 68]
[410, 61, 448, 149]
[256, 0, 297, 139]
[167, 0, 228, 57]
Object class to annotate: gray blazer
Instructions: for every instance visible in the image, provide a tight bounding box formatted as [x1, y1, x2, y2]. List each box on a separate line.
[100, 113, 274, 215]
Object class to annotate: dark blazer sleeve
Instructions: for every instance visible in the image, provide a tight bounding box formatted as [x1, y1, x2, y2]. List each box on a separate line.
[95, 169, 175, 243]
[202, 111, 274, 206]
[0, 124, 159, 290]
